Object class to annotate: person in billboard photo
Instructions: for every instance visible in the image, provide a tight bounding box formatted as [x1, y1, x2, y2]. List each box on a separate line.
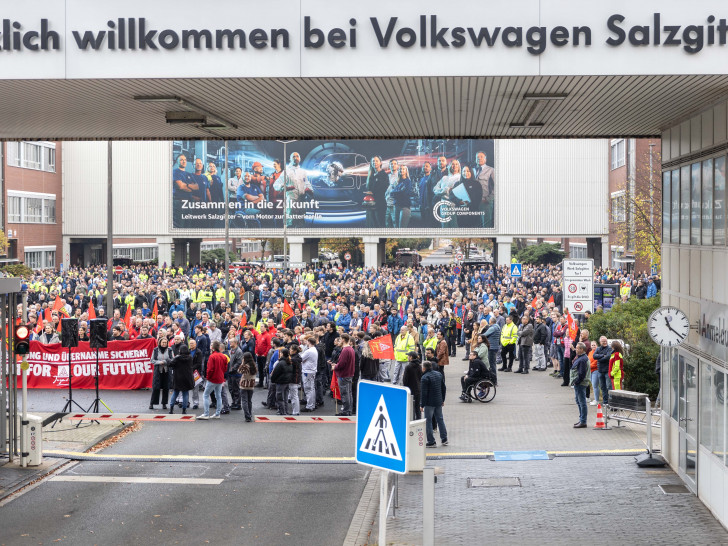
[418, 161, 435, 226]
[460, 165, 483, 228]
[433, 158, 463, 228]
[250, 161, 269, 198]
[269, 159, 284, 227]
[390, 165, 415, 228]
[384, 159, 399, 228]
[206, 162, 225, 204]
[273, 151, 313, 227]
[473, 150, 495, 228]
[173, 154, 198, 201]
[364, 155, 388, 228]
[235, 171, 264, 228]
[228, 166, 244, 196]
[192, 158, 211, 203]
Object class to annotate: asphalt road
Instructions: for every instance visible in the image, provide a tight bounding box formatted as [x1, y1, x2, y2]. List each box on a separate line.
[422, 247, 454, 266]
[0, 459, 367, 545]
[4, 388, 367, 545]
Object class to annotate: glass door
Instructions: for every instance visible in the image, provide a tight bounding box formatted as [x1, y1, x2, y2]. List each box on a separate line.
[678, 351, 698, 491]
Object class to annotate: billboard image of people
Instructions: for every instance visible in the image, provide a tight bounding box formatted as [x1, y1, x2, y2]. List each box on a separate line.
[172, 139, 495, 230]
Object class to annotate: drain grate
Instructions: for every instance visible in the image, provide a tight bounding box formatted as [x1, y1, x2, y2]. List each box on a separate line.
[659, 484, 690, 494]
[468, 477, 521, 488]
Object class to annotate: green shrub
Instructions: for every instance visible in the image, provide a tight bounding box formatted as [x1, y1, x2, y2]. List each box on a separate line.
[586, 297, 661, 398]
[1, 264, 34, 278]
[516, 243, 565, 265]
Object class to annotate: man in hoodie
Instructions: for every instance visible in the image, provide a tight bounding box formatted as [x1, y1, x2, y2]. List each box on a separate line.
[333, 333, 355, 416]
[593, 336, 613, 406]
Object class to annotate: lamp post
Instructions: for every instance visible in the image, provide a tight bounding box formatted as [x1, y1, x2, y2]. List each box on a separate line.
[276, 140, 297, 271]
[224, 141, 230, 306]
[649, 142, 655, 272]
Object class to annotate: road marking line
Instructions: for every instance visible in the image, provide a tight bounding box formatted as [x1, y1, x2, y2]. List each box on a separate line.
[48, 476, 223, 485]
[44, 448, 644, 463]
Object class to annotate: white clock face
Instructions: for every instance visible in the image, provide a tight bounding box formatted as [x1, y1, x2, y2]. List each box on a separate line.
[648, 307, 690, 347]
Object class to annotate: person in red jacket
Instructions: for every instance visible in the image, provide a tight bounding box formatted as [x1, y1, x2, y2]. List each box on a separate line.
[333, 333, 355, 416]
[255, 324, 272, 388]
[198, 340, 228, 420]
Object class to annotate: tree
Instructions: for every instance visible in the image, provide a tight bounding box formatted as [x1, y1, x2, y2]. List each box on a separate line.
[385, 238, 432, 261]
[319, 238, 364, 264]
[585, 297, 661, 398]
[611, 145, 662, 271]
[515, 243, 565, 265]
[259, 239, 283, 260]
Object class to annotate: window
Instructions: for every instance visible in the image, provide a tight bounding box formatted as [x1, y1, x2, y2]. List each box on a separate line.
[7, 142, 55, 172]
[611, 192, 626, 223]
[691, 163, 701, 245]
[7, 196, 21, 223]
[702, 159, 713, 246]
[610, 139, 625, 170]
[24, 251, 41, 269]
[25, 198, 43, 223]
[680, 166, 690, 245]
[570, 245, 587, 259]
[716, 156, 726, 246]
[6, 192, 57, 223]
[671, 170, 680, 244]
[23, 247, 56, 269]
[662, 172, 670, 243]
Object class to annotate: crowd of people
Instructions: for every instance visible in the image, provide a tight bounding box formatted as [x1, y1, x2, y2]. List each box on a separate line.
[20, 258, 659, 440]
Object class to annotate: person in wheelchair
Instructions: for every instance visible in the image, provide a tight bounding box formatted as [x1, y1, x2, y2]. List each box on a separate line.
[460, 350, 489, 402]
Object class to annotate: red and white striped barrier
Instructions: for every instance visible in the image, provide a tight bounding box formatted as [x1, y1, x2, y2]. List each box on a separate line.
[255, 415, 356, 423]
[65, 413, 196, 422]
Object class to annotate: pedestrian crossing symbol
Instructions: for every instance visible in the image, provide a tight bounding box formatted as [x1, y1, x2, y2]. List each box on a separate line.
[356, 380, 411, 474]
[510, 263, 522, 277]
[361, 396, 401, 460]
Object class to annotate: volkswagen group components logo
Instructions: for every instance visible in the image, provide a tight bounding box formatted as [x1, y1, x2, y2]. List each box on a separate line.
[433, 200, 451, 224]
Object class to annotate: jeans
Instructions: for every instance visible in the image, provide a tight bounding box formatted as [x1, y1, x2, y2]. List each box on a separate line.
[487, 349, 498, 382]
[170, 389, 189, 410]
[240, 389, 253, 420]
[574, 384, 588, 424]
[338, 376, 353, 414]
[303, 372, 316, 410]
[275, 384, 289, 415]
[590, 370, 600, 401]
[228, 375, 241, 407]
[460, 328, 467, 346]
[256, 355, 267, 386]
[533, 344, 546, 369]
[220, 381, 231, 411]
[266, 381, 278, 409]
[517, 345, 532, 371]
[597, 371, 611, 405]
[378, 360, 391, 382]
[392, 360, 406, 385]
[203, 381, 223, 417]
[386, 205, 396, 228]
[395, 206, 411, 228]
[288, 383, 300, 414]
[315, 370, 326, 404]
[188, 386, 199, 406]
[424, 405, 447, 444]
[554, 344, 565, 370]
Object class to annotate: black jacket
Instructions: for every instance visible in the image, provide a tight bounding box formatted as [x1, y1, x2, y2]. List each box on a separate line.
[402, 360, 422, 399]
[421, 369, 446, 407]
[466, 357, 488, 380]
[593, 345, 612, 374]
[533, 323, 549, 345]
[168, 354, 195, 391]
[271, 359, 294, 384]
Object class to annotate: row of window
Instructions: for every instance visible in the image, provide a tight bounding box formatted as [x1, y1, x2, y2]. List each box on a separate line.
[25, 250, 56, 270]
[112, 247, 158, 262]
[699, 360, 727, 468]
[7, 194, 56, 224]
[662, 155, 727, 246]
[611, 192, 627, 223]
[6, 142, 56, 173]
[611, 139, 626, 171]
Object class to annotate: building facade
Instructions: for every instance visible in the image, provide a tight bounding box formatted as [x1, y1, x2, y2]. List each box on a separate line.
[2, 142, 62, 269]
[608, 138, 662, 273]
[661, 100, 728, 528]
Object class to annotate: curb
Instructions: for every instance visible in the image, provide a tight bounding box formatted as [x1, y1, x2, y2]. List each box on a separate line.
[343, 469, 379, 546]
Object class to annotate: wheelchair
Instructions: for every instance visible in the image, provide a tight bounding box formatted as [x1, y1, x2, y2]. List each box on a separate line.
[461, 378, 496, 403]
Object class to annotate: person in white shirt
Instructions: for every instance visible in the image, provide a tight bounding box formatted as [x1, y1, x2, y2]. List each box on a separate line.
[433, 159, 462, 228]
[300, 336, 319, 412]
[384, 159, 399, 228]
[228, 167, 244, 196]
[273, 152, 313, 227]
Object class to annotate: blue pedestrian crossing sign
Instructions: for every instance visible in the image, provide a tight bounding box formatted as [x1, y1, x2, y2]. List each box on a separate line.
[356, 380, 411, 474]
[510, 263, 522, 277]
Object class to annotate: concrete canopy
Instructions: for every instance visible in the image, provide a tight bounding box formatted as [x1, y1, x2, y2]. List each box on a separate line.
[2, 75, 728, 141]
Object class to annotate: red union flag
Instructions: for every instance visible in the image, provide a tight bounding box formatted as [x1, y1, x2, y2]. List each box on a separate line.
[369, 335, 395, 360]
[281, 299, 294, 326]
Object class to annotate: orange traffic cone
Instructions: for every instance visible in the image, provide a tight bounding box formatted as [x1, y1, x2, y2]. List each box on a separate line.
[593, 404, 608, 430]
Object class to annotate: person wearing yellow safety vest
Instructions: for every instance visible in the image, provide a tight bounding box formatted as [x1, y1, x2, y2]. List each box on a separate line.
[423, 327, 438, 358]
[498, 315, 518, 372]
[392, 328, 416, 385]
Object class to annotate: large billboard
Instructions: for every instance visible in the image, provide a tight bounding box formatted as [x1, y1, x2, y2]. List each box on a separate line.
[172, 139, 495, 232]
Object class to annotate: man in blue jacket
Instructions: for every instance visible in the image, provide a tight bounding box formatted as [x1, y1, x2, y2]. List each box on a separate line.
[420, 361, 448, 447]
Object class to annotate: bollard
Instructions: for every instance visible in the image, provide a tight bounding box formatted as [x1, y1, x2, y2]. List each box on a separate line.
[423, 466, 435, 546]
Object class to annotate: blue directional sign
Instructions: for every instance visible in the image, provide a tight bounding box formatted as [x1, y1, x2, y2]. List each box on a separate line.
[356, 380, 411, 474]
[510, 263, 522, 277]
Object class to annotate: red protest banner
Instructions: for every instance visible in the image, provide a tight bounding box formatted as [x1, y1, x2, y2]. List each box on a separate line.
[15, 338, 158, 390]
[368, 335, 395, 360]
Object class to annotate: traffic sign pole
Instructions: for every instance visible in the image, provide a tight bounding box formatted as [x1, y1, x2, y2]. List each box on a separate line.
[379, 469, 388, 546]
